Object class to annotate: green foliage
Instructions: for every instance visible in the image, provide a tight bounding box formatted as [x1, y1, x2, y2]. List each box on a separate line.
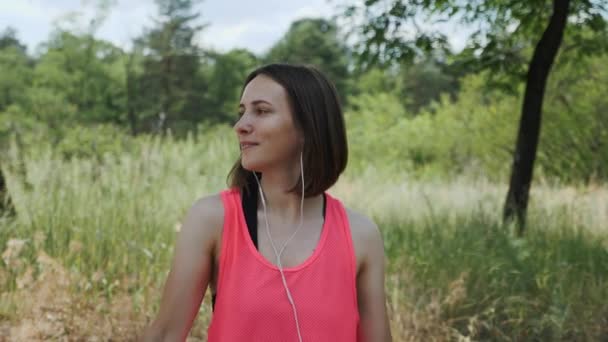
[418, 74, 521, 180]
[1, 125, 236, 289]
[138, 0, 209, 130]
[0, 105, 43, 151]
[351, 58, 461, 115]
[204, 49, 259, 122]
[345, 92, 411, 174]
[386, 214, 608, 340]
[539, 53, 608, 182]
[346, 73, 520, 180]
[345, 0, 607, 76]
[32, 31, 126, 124]
[0, 46, 31, 112]
[54, 124, 136, 160]
[265, 18, 351, 102]
[346, 51, 608, 184]
[0, 27, 27, 53]
[0, 2, 607, 186]
[351, 67, 400, 96]
[21, 86, 79, 131]
[397, 60, 459, 114]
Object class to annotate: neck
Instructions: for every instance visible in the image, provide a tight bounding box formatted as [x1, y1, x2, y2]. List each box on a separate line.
[256, 169, 323, 225]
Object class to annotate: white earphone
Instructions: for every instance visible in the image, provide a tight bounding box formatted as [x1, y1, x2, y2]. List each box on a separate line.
[253, 151, 305, 342]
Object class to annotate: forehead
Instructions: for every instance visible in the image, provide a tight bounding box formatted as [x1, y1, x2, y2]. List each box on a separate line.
[240, 75, 289, 106]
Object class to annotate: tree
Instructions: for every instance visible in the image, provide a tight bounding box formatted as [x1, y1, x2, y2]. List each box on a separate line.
[0, 28, 31, 112]
[138, 0, 208, 133]
[265, 18, 351, 103]
[0, 27, 28, 216]
[203, 48, 259, 123]
[27, 1, 127, 128]
[344, 0, 608, 233]
[33, 31, 125, 126]
[398, 59, 460, 114]
[351, 58, 460, 115]
[0, 27, 27, 54]
[539, 51, 608, 183]
[503, 0, 570, 234]
[124, 41, 145, 135]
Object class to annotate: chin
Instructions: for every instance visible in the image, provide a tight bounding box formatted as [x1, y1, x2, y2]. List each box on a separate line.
[240, 158, 265, 172]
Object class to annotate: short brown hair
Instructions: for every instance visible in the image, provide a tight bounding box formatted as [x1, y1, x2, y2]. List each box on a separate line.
[227, 63, 348, 197]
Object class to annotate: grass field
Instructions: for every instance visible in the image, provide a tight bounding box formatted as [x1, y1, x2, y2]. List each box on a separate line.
[1, 130, 607, 341]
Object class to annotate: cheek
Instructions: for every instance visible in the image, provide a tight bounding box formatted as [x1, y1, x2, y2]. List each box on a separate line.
[256, 114, 302, 154]
[264, 118, 299, 144]
[277, 126, 302, 151]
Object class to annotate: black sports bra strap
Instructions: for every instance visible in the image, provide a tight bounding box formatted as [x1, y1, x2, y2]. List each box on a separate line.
[242, 187, 259, 249]
[242, 189, 326, 250]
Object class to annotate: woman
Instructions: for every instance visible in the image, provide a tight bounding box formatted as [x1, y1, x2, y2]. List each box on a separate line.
[140, 63, 392, 341]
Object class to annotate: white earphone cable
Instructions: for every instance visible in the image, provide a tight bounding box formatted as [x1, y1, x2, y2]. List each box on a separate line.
[253, 151, 305, 342]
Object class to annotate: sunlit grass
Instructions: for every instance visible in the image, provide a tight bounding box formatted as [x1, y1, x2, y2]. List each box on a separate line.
[1, 127, 607, 340]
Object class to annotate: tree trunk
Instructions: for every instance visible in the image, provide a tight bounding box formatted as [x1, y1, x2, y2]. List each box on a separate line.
[160, 52, 173, 134]
[503, 0, 571, 235]
[126, 52, 138, 136]
[0, 162, 15, 216]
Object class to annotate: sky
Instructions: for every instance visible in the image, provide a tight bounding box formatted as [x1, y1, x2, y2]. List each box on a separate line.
[0, 0, 469, 55]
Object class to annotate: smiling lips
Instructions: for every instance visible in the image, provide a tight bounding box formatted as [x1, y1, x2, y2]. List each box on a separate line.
[240, 142, 258, 150]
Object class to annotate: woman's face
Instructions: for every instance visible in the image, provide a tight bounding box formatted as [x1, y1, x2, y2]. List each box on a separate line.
[235, 75, 303, 172]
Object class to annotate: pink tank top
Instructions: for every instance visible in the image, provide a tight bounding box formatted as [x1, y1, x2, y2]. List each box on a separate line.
[207, 188, 360, 341]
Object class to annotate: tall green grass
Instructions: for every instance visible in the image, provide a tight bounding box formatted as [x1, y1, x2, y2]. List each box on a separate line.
[384, 216, 608, 340]
[1, 127, 607, 340]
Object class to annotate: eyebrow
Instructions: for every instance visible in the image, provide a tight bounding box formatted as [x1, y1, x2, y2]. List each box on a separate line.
[239, 100, 272, 108]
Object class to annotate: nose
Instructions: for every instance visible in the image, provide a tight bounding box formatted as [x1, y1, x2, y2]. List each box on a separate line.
[234, 112, 252, 136]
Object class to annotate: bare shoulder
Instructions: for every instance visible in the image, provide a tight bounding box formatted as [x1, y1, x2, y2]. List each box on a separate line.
[344, 207, 379, 239]
[344, 207, 385, 274]
[180, 193, 224, 251]
[188, 193, 224, 226]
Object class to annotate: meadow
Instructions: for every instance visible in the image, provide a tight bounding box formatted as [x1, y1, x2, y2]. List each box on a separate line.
[0, 127, 607, 341]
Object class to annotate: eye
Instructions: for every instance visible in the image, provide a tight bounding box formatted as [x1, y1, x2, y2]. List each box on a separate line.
[257, 108, 269, 115]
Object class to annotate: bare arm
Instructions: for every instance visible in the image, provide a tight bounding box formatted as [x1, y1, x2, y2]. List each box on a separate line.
[356, 218, 392, 342]
[139, 195, 223, 341]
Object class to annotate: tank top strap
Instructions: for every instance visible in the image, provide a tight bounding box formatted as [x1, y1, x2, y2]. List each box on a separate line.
[325, 192, 359, 306]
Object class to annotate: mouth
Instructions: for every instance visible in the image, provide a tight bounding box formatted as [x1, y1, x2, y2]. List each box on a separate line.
[240, 143, 258, 151]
